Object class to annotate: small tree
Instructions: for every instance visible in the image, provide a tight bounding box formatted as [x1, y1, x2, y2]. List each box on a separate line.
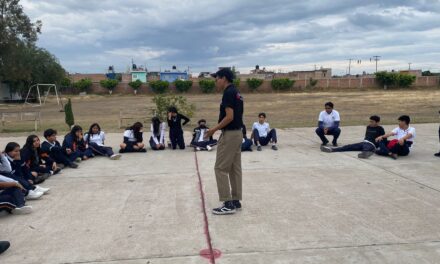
[397, 74, 416, 88]
[64, 98, 74, 128]
[246, 78, 263, 92]
[73, 78, 92, 93]
[100, 79, 119, 94]
[174, 79, 193, 93]
[60, 77, 71, 87]
[150, 80, 169, 94]
[199, 79, 216, 93]
[271, 78, 295, 91]
[306, 78, 318, 89]
[233, 79, 241, 88]
[128, 79, 142, 94]
[152, 95, 196, 121]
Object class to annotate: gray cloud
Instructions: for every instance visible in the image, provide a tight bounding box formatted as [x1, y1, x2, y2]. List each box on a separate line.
[20, 0, 440, 74]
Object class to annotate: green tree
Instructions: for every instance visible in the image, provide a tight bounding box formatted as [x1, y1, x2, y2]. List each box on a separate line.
[150, 80, 169, 94]
[100, 79, 119, 92]
[199, 79, 216, 93]
[306, 78, 318, 89]
[233, 78, 241, 88]
[64, 98, 74, 128]
[128, 79, 142, 90]
[397, 74, 416, 88]
[152, 94, 195, 121]
[271, 78, 295, 91]
[74, 78, 92, 93]
[246, 78, 263, 92]
[174, 79, 193, 93]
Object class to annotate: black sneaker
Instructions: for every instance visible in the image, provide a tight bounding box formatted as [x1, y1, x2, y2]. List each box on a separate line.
[332, 142, 338, 147]
[0, 241, 10, 255]
[257, 146, 262, 151]
[435, 152, 440, 157]
[358, 151, 374, 159]
[321, 141, 329, 146]
[212, 201, 236, 215]
[232, 200, 242, 210]
[138, 149, 147, 153]
[271, 145, 278, 151]
[69, 162, 78, 169]
[119, 149, 125, 154]
[320, 145, 333, 153]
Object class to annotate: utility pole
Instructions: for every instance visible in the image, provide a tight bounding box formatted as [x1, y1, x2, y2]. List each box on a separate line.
[347, 58, 354, 75]
[408, 62, 412, 70]
[370, 56, 381, 73]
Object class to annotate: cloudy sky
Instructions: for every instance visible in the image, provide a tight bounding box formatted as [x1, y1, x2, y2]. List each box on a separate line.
[21, 0, 440, 75]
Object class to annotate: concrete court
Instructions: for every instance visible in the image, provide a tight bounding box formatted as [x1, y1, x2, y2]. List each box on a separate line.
[1, 123, 440, 264]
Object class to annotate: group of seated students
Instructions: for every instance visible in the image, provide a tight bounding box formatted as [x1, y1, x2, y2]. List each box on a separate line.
[317, 102, 417, 160]
[0, 123, 122, 217]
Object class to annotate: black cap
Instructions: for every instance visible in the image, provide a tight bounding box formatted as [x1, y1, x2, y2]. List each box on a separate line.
[211, 68, 234, 82]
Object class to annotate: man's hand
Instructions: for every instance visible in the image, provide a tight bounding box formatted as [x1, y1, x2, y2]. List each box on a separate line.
[376, 136, 383, 142]
[324, 128, 329, 135]
[66, 148, 72, 154]
[398, 138, 405, 146]
[205, 129, 216, 140]
[52, 162, 57, 171]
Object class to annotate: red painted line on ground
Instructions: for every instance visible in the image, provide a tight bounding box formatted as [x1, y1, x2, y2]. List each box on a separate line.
[194, 152, 221, 263]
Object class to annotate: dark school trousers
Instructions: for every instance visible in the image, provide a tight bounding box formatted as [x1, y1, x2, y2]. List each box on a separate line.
[332, 142, 376, 152]
[170, 129, 185, 150]
[149, 137, 165, 150]
[49, 146, 74, 165]
[0, 187, 26, 209]
[253, 129, 277, 146]
[376, 141, 411, 157]
[89, 142, 114, 157]
[316, 127, 341, 144]
[241, 138, 253, 151]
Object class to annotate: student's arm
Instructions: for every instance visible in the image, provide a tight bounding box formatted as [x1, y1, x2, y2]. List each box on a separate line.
[206, 108, 234, 138]
[180, 114, 190, 126]
[159, 124, 165, 145]
[376, 131, 396, 142]
[101, 132, 106, 145]
[0, 154, 12, 173]
[398, 133, 413, 145]
[0, 181, 23, 190]
[151, 124, 159, 145]
[332, 121, 340, 129]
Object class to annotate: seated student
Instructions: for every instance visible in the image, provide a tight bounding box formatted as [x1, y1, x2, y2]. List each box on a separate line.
[1, 143, 48, 199]
[41, 129, 78, 168]
[315, 102, 341, 146]
[376, 115, 415, 160]
[62, 125, 94, 161]
[251, 113, 278, 151]
[167, 106, 190, 150]
[84, 123, 121, 160]
[0, 176, 32, 215]
[435, 110, 440, 157]
[0, 241, 10, 255]
[21, 135, 61, 184]
[190, 119, 218, 151]
[149, 117, 166, 150]
[241, 124, 253, 151]
[320, 115, 385, 159]
[119, 122, 146, 153]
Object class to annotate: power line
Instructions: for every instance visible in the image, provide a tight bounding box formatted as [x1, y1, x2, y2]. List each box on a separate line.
[370, 56, 381, 73]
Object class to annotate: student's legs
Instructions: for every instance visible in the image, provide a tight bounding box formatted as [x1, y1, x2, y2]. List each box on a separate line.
[9, 174, 35, 191]
[149, 137, 158, 150]
[241, 139, 253, 151]
[315, 127, 329, 144]
[361, 142, 376, 152]
[0, 194, 17, 212]
[170, 131, 177, 149]
[259, 136, 270, 146]
[66, 150, 81, 162]
[89, 143, 114, 157]
[390, 143, 410, 156]
[268, 129, 277, 143]
[177, 132, 185, 149]
[376, 141, 391, 156]
[253, 129, 261, 145]
[327, 127, 341, 144]
[332, 142, 364, 152]
[50, 147, 73, 165]
[1, 188, 25, 207]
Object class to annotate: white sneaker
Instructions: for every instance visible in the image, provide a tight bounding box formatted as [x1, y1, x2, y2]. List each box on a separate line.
[27, 190, 44, 200]
[110, 154, 122, 160]
[206, 145, 212, 151]
[13, 206, 33, 215]
[35, 185, 50, 194]
[196, 147, 201, 151]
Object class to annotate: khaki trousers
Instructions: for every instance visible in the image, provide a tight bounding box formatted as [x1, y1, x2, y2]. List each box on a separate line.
[214, 129, 242, 201]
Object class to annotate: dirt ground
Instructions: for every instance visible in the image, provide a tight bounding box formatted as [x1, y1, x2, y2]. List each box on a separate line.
[0, 89, 439, 135]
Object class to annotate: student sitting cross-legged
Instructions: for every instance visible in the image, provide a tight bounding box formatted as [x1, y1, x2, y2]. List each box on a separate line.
[0, 175, 33, 215]
[21, 135, 61, 184]
[316, 102, 341, 146]
[251, 113, 278, 151]
[321, 115, 385, 159]
[62, 125, 94, 162]
[85, 123, 121, 160]
[190, 119, 218, 151]
[41, 129, 78, 169]
[241, 124, 253, 152]
[375, 115, 416, 160]
[149, 117, 166, 151]
[119, 122, 146, 153]
[167, 106, 190, 150]
[0, 143, 49, 200]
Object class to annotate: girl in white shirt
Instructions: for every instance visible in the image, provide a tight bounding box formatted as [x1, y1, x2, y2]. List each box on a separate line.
[149, 117, 166, 150]
[119, 122, 146, 153]
[85, 123, 121, 160]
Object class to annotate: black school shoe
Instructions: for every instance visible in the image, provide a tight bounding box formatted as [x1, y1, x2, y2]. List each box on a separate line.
[435, 152, 440, 157]
[0, 241, 10, 255]
[233, 200, 242, 210]
[212, 201, 236, 215]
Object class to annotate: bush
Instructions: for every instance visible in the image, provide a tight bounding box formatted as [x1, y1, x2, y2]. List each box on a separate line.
[375, 71, 416, 89]
[64, 98, 74, 128]
[60, 77, 71, 87]
[73, 78, 92, 93]
[306, 78, 318, 89]
[174, 79, 193, 93]
[233, 79, 241, 88]
[128, 79, 142, 90]
[152, 95, 196, 121]
[99, 79, 119, 90]
[150, 80, 169, 94]
[271, 78, 295, 91]
[246, 78, 263, 92]
[199, 79, 216, 93]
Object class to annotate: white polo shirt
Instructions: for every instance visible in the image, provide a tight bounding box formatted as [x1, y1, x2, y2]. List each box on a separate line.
[252, 122, 270, 138]
[318, 110, 340, 128]
[392, 126, 416, 142]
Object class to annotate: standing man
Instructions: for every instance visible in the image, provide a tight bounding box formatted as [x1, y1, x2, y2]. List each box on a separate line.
[205, 68, 244, 215]
[315, 102, 341, 146]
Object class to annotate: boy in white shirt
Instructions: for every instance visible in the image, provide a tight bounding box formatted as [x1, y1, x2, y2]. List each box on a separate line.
[376, 115, 415, 159]
[316, 102, 341, 146]
[251, 113, 278, 151]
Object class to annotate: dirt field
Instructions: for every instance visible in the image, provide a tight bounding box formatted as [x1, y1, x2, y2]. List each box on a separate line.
[0, 89, 439, 135]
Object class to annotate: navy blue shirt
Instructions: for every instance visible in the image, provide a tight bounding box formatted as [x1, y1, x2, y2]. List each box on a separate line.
[219, 84, 243, 130]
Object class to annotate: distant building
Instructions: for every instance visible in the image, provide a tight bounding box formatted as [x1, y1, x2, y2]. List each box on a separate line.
[198, 72, 212, 78]
[160, 66, 189, 82]
[131, 63, 147, 83]
[399, 70, 422, 77]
